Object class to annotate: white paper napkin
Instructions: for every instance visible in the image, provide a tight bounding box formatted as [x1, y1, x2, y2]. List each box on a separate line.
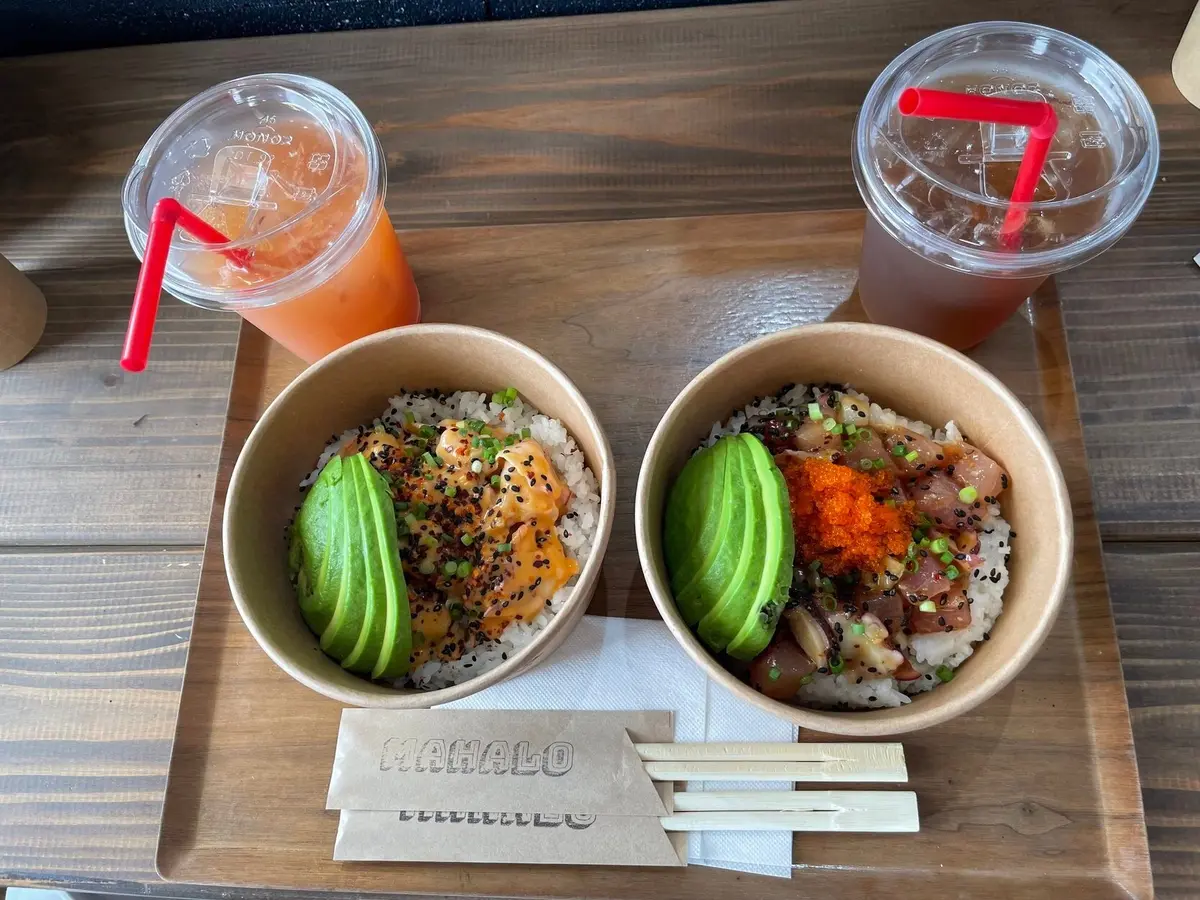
[440, 615, 797, 878]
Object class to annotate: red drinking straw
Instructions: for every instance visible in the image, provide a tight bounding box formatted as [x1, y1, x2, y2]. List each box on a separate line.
[897, 88, 1058, 251]
[121, 197, 251, 373]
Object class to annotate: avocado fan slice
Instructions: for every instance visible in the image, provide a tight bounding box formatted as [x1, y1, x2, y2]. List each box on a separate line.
[695, 437, 765, 652]
[291, 455, 346, 636]
[339, 455, 392, 675]
[672, 435, 750, 626]
[664, 439, 723, 580]
[725, 433, 795, 660]
[318, 454, 370, 662]
[358, 458, 412, 680]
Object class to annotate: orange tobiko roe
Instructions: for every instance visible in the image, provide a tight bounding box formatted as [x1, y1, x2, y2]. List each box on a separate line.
[777, 455, 914, 576]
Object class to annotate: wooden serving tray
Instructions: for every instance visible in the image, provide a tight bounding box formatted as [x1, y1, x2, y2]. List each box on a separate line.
[157, 209, 1151, 899]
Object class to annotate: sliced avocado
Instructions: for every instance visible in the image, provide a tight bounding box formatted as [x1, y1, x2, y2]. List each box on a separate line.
[358, 458, 412, 680]
[319, 455, 370, 662]
[726, 434, 795, 660]
[695, 439, 764, 652]
[672, 435, 750, 626]
[664, 440, 724, 578]
[292, 455, 345, 636]
[340, 455, 391, 675]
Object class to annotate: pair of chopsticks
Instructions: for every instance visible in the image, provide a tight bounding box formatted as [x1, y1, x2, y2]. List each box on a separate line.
[636, 742, 918, 834]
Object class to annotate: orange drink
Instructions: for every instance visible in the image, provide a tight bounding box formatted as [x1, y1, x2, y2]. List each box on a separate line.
[122, 74, 419, 363]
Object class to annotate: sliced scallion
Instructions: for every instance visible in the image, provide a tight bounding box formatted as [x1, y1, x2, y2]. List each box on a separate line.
[456, 560, 472, 578]
[418, 560, 436, 576]
[442, 561, 459, 577]
[918, 599, 937, 613]
[935, 665, 955, 683]
[461, 533, 474, 546]
[808, 402, 823, 421]
[929, 537, 949, 554]
[904, 450, 919, 463]
[850, 622, 866, 635]
[767, 667, 781, 682]
[939, 551, 954, 565]
[958, 485, 979, 503]
[828, 657, 845, 675]
[496, 542, 513, 554]
[891, 443, 906, 457]
[858, 459, 874, 471]
[944, 565, 961, 580]
[874, 458, 887, 469]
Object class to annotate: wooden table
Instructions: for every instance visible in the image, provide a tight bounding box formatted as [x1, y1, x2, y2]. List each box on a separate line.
[0, 0, 1196, 896]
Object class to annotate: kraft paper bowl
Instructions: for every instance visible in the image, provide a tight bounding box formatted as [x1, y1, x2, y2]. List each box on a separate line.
[224, 324, 615, 708]
[635, 323, 1072, 736]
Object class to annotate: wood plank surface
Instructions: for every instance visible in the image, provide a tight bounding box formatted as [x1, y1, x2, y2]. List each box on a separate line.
[1107, 543, 1200, 898]
[0, 548, 198, 884]
[153, 209, 1149, 899]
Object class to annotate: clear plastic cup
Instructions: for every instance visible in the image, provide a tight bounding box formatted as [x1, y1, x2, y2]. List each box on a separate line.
[122, 73, 420, 363]
[852, 22, 1159, 349]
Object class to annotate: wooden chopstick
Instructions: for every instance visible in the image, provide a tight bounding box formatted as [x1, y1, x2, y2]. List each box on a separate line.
[660, 791, 918, 833]
[670, 789, 911, 812]
[637, 742, 907, 783]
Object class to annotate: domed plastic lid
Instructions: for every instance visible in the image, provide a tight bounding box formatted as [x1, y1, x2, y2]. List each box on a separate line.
[852, 22, 1158, 277]
[122, 73, 384, 310]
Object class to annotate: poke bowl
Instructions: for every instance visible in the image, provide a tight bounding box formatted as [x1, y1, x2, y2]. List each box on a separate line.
[635, 322, 1071, 735]
[223, 324, 615, 708]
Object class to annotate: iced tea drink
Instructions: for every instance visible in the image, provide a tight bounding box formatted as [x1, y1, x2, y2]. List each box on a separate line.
[122, 74, 419, 362]
[852, 23, 1159, 349]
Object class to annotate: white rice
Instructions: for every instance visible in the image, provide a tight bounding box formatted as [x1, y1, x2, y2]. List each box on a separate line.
[301, 390, 600, 691]
[704, 383, 1011, 710]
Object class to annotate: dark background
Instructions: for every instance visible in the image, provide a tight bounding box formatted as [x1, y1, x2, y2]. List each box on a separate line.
[0, 0, 762, 55]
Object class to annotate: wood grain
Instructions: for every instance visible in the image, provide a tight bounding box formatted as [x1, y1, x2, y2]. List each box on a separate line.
[1106, 542, 1200, 899]
[0, 264, 238, 546]
[153, 209, 1149, 899]
[0, 548, 199, 884]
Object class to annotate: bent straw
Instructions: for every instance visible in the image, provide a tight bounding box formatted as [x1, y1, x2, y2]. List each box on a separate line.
[897, 88, 1058, 251]
[121, 197, 251, 373]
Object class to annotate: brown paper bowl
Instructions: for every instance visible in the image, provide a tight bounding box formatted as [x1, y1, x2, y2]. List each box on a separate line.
[224, 324, 615, 708]
[635, 323, 1072, 736]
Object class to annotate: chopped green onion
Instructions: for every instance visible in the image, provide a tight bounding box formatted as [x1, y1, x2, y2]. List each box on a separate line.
[471, 437, 483, 448]
[457, 560, 472, 578]
[491, 475, 502, 488]
[831, 423, 844, 435]
[470, 459, 484, 474]
[958, 485, 979, 503]
[929, 537, 949, 554]
[874, 458, 887, 469]
[491, 391, 507, 406]
[843, 439, 857, 452]
[443, 561, 459, 577]
[904, 450, 919, 463]
[460, 533, 474, 546]
[418, 560, 436, 576]
[413, 501, 428, 519]
[520, 427, 531, 439]
[496, 542, 513, 554]
[858, 458, 874, 470]
[850, 622, 866, 635]
[799, 674, 814, 686]
[935, 664, 955, 683]
[845, 422, 858, 436]
[403, 411, 415, 425]
[906, 541, 917, 559]
[419, 425, 436, 439]
[822, 418, 837, 432]
[441, 532, 455, 544]
[449, 604, 463, 620]
[918, 513, 932, 527]
[403, 513, 419, 532]
[820, 577, 834, 593]
[944, 565, 961, 580]
[504, 434, 518, 447]
[423, 471, 435, 480]
[808, 402, 823, 421]
[939, 551, 954, 565]
[918, 599, 937, 613]
[912, 527, 925, 542]
[821, 593, 837, 612]
[767, 667, 781, 682]
[919, 537, 930, 548]
[828, 657, 845, 675]
[422, 451, 437, 468]
[395, 500, 410, 512]
[445, 485, 458, 498]
[891, 443, 906, 457]
[504, 387, 518, 404]
[809, 559, 822, 573]
[906, 558, 919, 573]
[420, 534, 438, 549]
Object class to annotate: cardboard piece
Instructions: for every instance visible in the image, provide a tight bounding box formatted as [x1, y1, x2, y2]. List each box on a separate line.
[0, 254, 46, 370]
[334, 810, 686, 866]
[1174, 2, 1200, 109]
[328, 709, 672, 816]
